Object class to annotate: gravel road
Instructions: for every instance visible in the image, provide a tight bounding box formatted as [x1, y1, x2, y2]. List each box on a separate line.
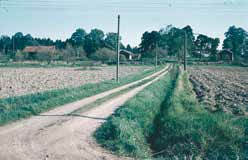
[0, 66, 151, 99]
[0, 66, 169, 160]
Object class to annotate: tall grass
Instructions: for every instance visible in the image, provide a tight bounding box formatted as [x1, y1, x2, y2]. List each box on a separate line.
[95, 66, 247, 159]
[0, 66, 161, 126]
[152, 70, 247, 159]
[94, 66, 178, 158]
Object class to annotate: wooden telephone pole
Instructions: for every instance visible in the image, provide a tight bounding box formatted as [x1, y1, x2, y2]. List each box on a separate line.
[116, 15, 120, 83]
[184, 31, 187, 71]
[155, 42, 158, 71]
[12, 37, 15, 53]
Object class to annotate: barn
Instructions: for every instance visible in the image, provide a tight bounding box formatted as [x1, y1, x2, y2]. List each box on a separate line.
[23, 46, 56, 60]
[218, 49, 233, 62]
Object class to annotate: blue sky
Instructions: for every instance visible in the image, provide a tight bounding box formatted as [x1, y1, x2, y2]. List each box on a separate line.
[0, 0, 247, 47]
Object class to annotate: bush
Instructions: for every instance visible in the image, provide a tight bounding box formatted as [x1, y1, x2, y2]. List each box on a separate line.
[36, 52, 52, 64]
[120, 54, 126, 62]
[75, 47, 88, 61]
[0, 54, 11, 63]
[14, 51, 27, 61]
[141, 48, 168, 59]
[90, 48, 116, 63]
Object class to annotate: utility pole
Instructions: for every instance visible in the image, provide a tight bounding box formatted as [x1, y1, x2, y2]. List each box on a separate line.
[116, 15, 120, 83]
[12, 37, 15, 53]
[155, 42, 158, 71]
[184, 31, 187, 71]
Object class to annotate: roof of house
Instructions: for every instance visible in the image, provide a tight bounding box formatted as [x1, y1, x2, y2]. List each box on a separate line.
[23, 46, 56, 53]
[219, 49, 233, 55]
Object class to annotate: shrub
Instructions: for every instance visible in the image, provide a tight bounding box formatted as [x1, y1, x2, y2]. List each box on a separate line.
[0, 54, 11, 63]
[90, 48, 116, 63]
[14, 51, 26, 61]
[61, 44, 77, 64]
[36, 52, 53, 64]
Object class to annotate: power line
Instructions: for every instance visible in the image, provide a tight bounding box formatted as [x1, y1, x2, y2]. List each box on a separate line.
[116, 15, 120, 83]
[0, 0, 247, 16]
[2, 0, 247, 9]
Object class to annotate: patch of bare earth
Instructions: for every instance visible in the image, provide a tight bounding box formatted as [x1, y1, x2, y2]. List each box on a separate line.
[0, 66, 151, 98]
[0, 66, 169, 160]
[189, 66, 248, 115]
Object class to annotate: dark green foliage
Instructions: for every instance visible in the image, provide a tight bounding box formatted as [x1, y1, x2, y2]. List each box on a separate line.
[70, 28, 87, 47]
[89, 48, 116, 63]
[1, 25, 248, 64]
[223, 26, 248, 63]
[84, 29, 105, 55]
[195, 34, 220, 60]
[140, 31, 161, 56]
[140, 25, 222, 62]
[0, 68, 158, 125]
[104, 32, 118, 50]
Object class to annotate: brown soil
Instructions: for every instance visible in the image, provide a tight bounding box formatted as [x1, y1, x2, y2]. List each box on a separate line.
[0, 66, 169, 160]
[0, 66, 152, 98]
[189, 66, 248, 115]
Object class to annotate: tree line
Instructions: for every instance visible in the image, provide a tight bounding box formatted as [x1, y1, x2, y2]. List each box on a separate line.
[0, 28, 129, 63]
[140, 25, 248, 63]
[0, 25, 247, 63]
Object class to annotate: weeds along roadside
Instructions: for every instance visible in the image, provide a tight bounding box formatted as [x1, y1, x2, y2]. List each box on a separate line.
[151, 69, 247, 159]
[0, 66, 164, 126]
[94, 65, 179, 159]
[94, 66, 247, 159]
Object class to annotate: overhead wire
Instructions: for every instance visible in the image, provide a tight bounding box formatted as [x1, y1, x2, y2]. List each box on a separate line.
[0, 0, 247, 15]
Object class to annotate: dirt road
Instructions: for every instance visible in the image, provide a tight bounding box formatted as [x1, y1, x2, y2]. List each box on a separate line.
[0, 66, 170, 160]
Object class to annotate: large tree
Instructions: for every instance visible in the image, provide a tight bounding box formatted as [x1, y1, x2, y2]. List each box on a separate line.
[104, 32, 118, 50]
[210, 38, 220, 60]
[0, 35, 11, 54]
[166, 27, 185, 58]
[223, 26, 248, 61]
[12, 32, 25, 51]
[182, 25, 196, 56]
[84, 29, 104, 55]
[194, 34, 220, 60]
[140, 31, 160, 57]
[70, 28, 87, 47]
[244, 40, 248, 62]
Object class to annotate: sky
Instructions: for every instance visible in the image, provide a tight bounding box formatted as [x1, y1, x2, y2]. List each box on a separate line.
[0, 0, 248, 47]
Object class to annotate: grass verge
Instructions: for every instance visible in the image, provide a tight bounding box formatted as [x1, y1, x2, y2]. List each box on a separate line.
[0, 66, 163, 126]
[95, 66, 247, 159]
[94, 65, 178, 159]
[151, 69, 247, 159]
